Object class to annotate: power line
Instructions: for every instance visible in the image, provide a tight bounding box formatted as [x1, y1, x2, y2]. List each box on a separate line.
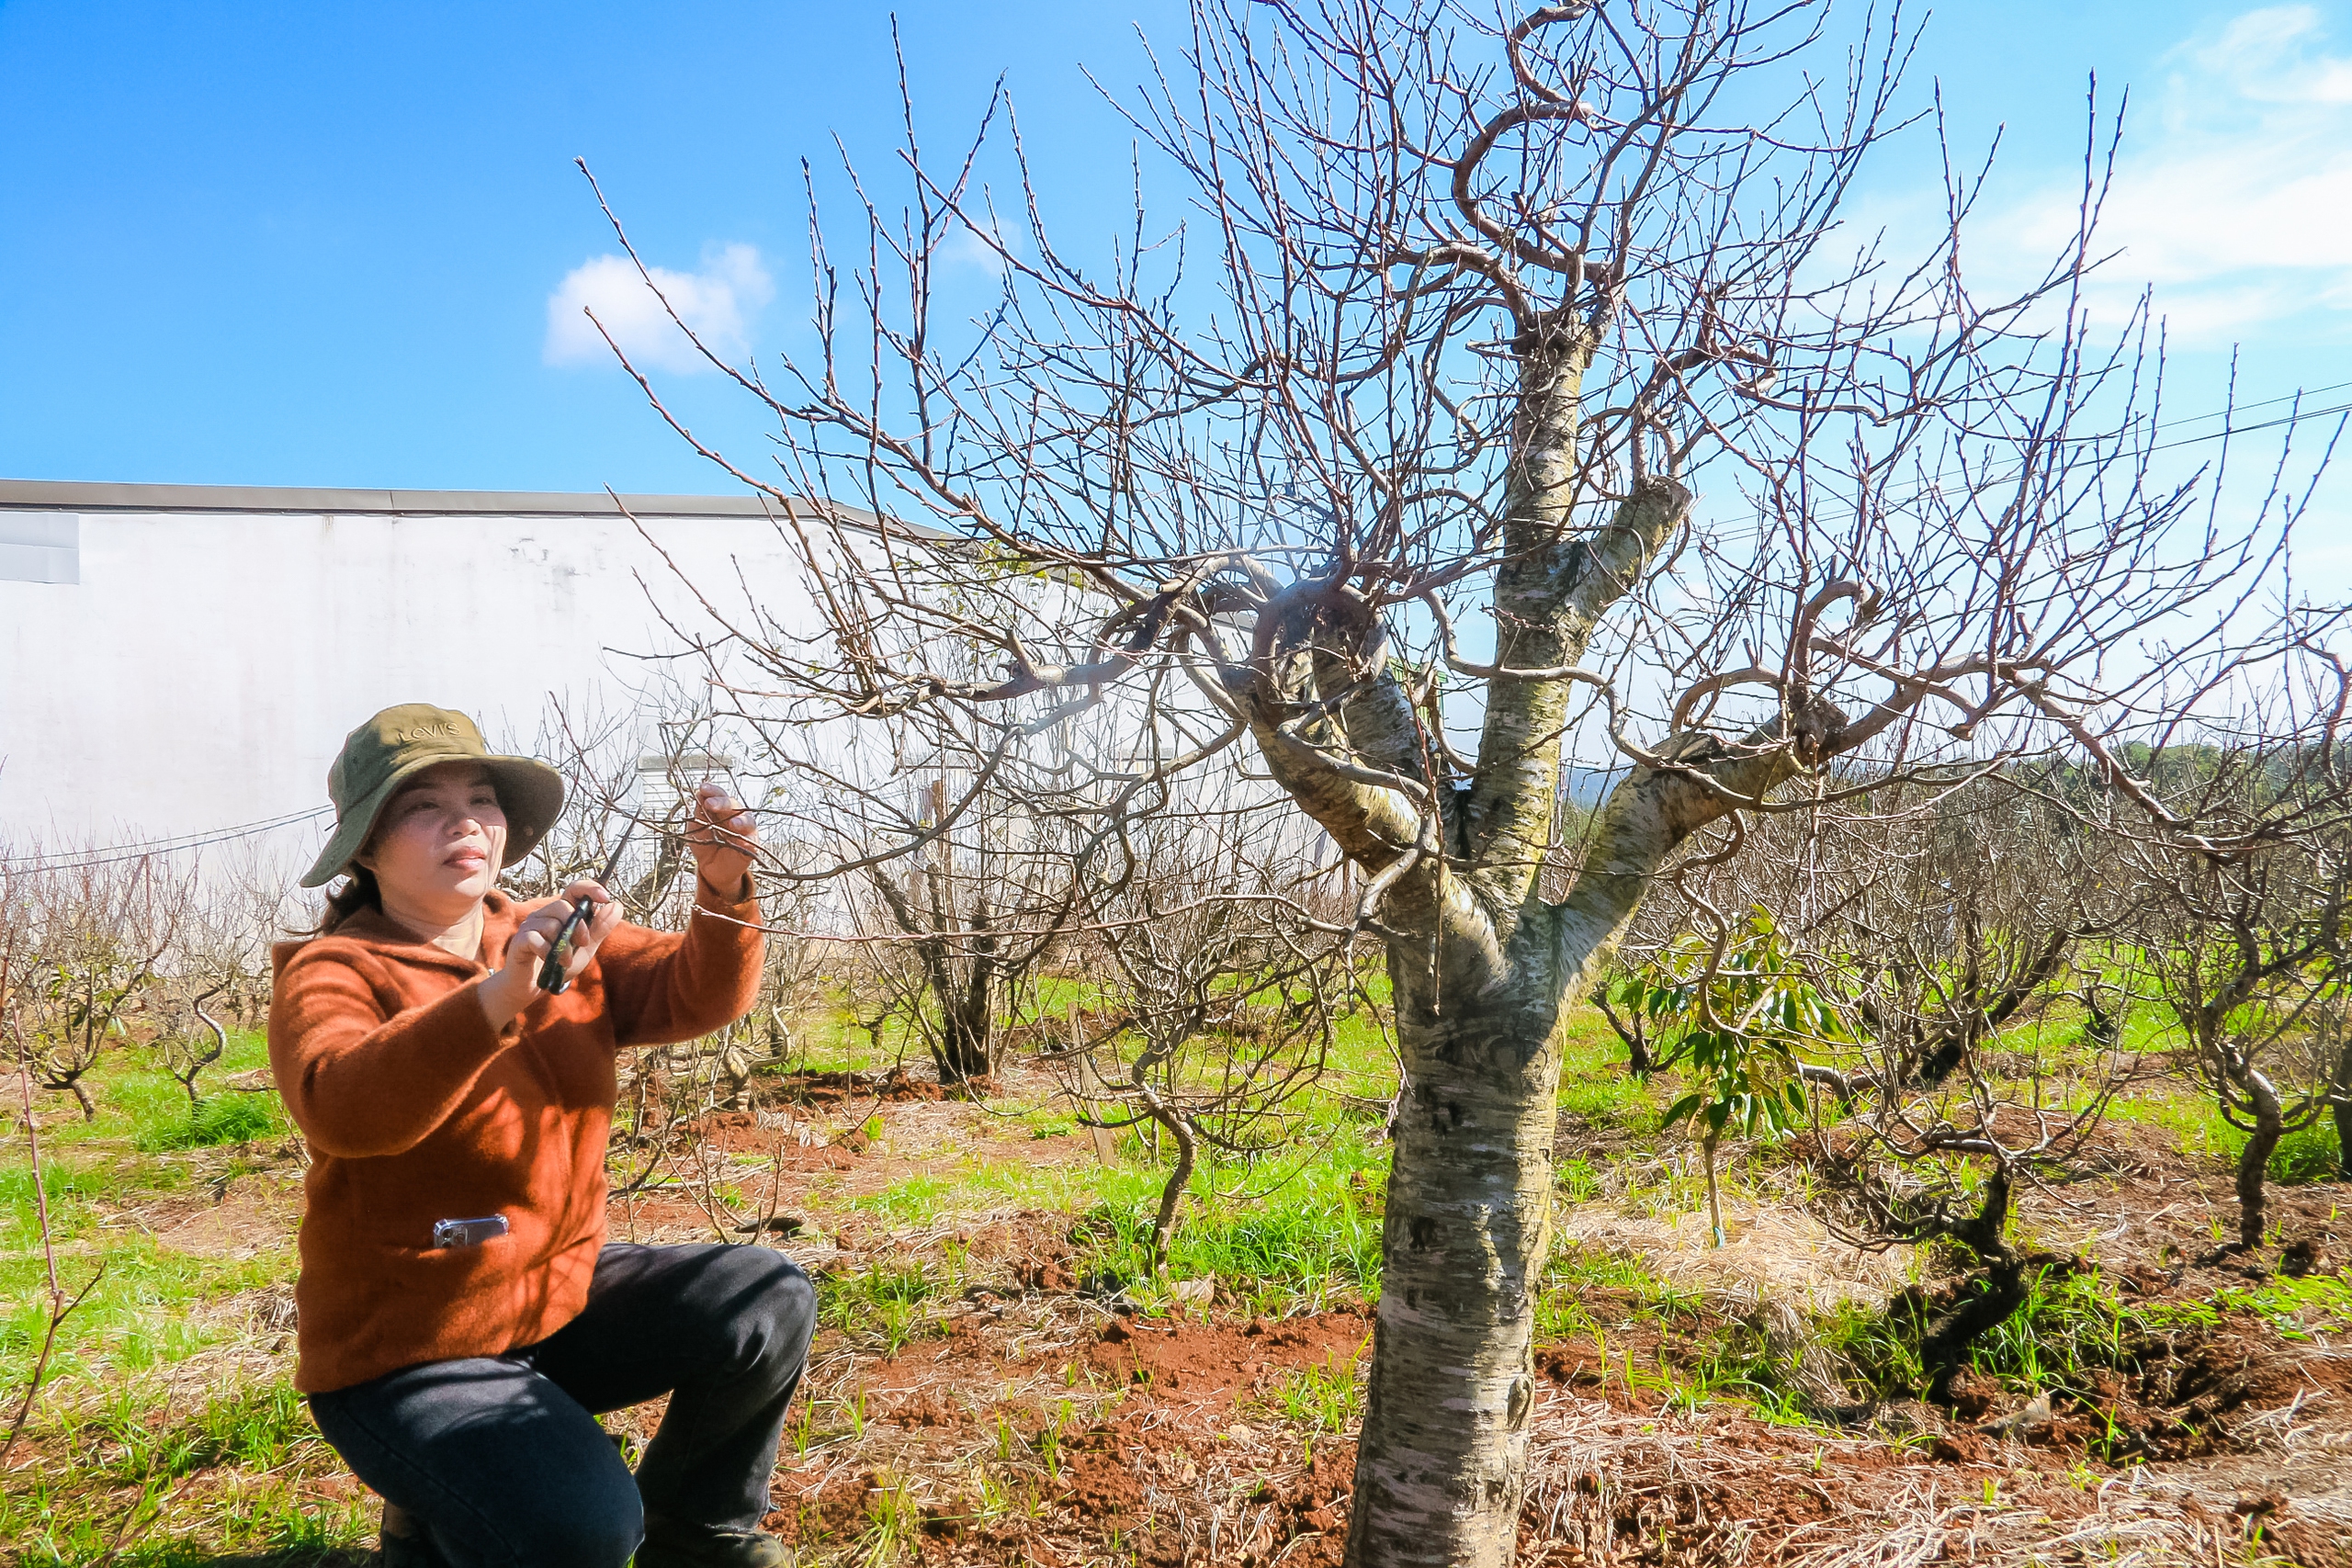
[2154, 379, 2352, 431]
[2149, 399, 2352, 453]
[1, 807, 334, 874]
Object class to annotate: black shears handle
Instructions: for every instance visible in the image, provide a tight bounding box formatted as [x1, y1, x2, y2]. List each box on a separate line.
[536, 825, 633, 995]
[537, 898, 597, 994]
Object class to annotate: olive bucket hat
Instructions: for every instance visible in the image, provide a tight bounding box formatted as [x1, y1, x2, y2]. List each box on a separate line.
[300, 703, 566, 888]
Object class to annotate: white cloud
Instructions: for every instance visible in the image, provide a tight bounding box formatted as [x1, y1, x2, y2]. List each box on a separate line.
[937, 220, 1018, 279]
[543, 243, 774, 373]
[1993, 6, 2352, 344]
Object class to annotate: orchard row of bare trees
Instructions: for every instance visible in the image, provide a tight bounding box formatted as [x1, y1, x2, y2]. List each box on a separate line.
[1562, 710, 2345, 1419]
[0, 847, 287, 1121]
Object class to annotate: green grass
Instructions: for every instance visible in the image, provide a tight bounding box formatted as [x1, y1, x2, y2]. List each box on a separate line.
[1963, 1269, 2143, 1399]
[3, 1036, 296, 1391]
[1555, 1005, 1660, 1127]
[1533, 1242, 1707, 1346]
[92, 1380, 315, 1484]
[2270, 1121, 2345, 1184]
[1260, 1349, 1368, 1434]
[820, 1258, 954, 1357]
[2160, 1268, 2352, 1339]
[2106, 1093, 2346, 1184]
[2, 1241, 295, 1388]
[1072, 1128, 1389, 1314]
[1589, 1268, 2144, 1433]
[136, 1094, 284, 1151]
[1732, 1263, 2352, 1448]
[3, 976, 2344, 1560]
[1, 1378, 368, 1566]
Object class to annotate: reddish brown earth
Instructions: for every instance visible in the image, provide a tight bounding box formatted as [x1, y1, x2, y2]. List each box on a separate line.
[65, 1058, 2352, 1566]
[743, 1305, 1373, 1567]
[602, 1072, 2352, 1565]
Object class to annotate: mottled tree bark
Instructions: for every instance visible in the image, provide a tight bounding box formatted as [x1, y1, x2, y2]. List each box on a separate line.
[2233, 1065, 2284, 1252]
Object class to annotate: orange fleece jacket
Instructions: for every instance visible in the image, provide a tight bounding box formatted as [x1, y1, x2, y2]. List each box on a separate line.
[267, 881, 762, 1393]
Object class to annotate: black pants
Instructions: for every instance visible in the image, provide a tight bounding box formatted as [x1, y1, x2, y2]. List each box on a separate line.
[309, 1243, 815, 1568]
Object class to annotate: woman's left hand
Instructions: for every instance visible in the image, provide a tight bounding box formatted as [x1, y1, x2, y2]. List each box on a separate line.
[685, 782, 759, 896]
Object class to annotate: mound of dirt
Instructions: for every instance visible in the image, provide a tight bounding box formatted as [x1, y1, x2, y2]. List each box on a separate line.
[673, 1108, 865, 1163]
[1888, 1235, 2352, 1466]
[2070, 1311, 2352, 1461]
[763, 1470, 881, 1548]
[1085, 1311, 1373, 1405]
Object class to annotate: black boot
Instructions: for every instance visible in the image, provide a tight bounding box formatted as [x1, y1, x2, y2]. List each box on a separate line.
[633, 1509, 795, 1568]
[378, 1502, 453, 1568]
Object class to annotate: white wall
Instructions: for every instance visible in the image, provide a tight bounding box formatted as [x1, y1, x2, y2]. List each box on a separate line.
[0, 502, 813, 859]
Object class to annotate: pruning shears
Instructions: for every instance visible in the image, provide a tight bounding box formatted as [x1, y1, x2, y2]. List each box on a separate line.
[537, 824, 634, 995]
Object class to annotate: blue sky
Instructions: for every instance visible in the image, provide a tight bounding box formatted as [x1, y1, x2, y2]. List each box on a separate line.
[2, 0, 2347, 495]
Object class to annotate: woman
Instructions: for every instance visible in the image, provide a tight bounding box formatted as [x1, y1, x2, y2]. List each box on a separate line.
[269, 704, 808, 1568]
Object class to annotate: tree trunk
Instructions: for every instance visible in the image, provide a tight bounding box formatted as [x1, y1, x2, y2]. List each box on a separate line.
[1136, 1055, 1197, 1270]
[1915, 1170, 2018, 1402]
[1337, 335, 1626, 1562]
[185, 991, 226, 1109]
[1262, 321, 1830, 1562]
[1914, 925, 2076, 1088]
[933, 1001, 993, 1084]
[1590, 991, 1651, 1075]
[2333, 1036, 2352, 1183]
[905, 919, 997, 1084]
[1919, 1259, 2029, 1403]
[1701, 1127, 1724, 1248]
[1346, 969, 1563, 1566]
[2236, 1089, 2282, 1253]
[1343, 740, 1809, 1565]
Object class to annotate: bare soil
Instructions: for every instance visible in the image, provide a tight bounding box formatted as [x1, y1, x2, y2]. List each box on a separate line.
[19, 1061, 2351, 1567]
[709, 1073, 2352, 1565]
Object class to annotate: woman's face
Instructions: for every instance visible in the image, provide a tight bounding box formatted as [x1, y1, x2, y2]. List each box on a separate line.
[354, 761, 508, 920]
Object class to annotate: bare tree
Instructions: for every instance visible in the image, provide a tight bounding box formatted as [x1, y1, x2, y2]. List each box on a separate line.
[146, 979, 230, 1110]
[843, 761, 1093, 1084]
[707, 879, 825, 1109]
[1643, 782, 2147, 1392]
[1050, 805, 1359, 1266]
[2132, 746, 2349, 1252]
[1, 891, 108, 1466]
[1841, 790, 2122, 1089]
[193, 844, 302, 1034]
[519, 698, 825, 1116]
[17, 854, 189, 1121]
[138, 853, 295, 1105]
[576, 1, 2321, 1555]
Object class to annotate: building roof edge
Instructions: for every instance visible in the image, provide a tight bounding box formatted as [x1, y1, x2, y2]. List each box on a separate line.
[0, 478, 877, 523]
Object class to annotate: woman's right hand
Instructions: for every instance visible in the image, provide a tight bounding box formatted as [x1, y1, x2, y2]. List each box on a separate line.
[477, 881, 621, 1030]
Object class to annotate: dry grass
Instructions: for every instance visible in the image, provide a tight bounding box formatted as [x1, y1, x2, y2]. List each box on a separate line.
[1554, 1192, 1912, 1316]
[1517, 1386, 2333, 1568]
